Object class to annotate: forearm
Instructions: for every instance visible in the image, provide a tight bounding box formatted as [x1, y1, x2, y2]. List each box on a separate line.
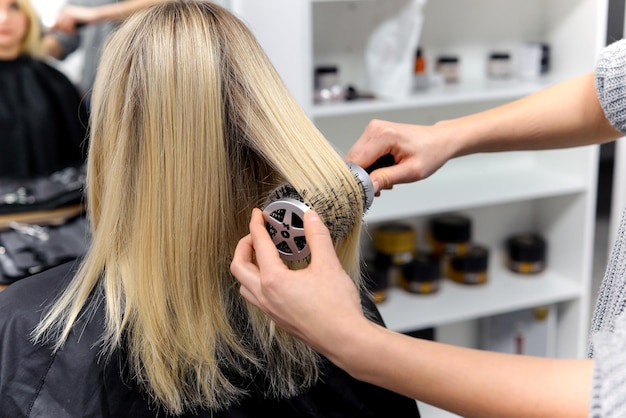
[440, 73, 622, 158]
[42, 36, 64, 59]
[333, 321, 593, 418]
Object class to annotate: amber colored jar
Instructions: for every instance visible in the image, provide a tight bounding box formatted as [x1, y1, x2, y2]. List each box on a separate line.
[448, 245, 489, 285]
[374, 224, 416, 267]
[506, 233, 547, 275]
[364, 265, 390, 304]
[429, 214, 472, 258]
[399, 252, 441, 294]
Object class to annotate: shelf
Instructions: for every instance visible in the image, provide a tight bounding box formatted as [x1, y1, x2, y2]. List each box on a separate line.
[234, 0, 604, 361]
[364, 162, 587, 223]
[312, 77, 558, 118]
[417, 403, 462, 418]
[376, 252, 582, 333]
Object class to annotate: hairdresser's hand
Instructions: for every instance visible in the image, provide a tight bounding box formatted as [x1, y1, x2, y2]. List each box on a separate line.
[52, 5, 98, 32]
[346, 119, 458, 194]
[231, 209, 371, 357]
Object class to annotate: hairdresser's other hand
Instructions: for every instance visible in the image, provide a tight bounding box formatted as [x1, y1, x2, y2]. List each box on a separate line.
[231, 209, 371, 356]
[52, 6, 98, 33]
[346, 119, 459, 194]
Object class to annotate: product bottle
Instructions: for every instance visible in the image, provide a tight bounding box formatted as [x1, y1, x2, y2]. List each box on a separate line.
[413, 47, 428, 91]
[414, 48, 425, 74]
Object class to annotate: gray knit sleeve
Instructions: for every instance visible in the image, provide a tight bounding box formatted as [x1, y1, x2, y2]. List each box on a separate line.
[588, 206, 626, 416]
[590, 312, 626, 417]
[595, 39, 626, 134]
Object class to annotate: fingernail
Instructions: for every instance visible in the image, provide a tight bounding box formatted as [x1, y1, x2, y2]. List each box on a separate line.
[372, 180, 380, 193]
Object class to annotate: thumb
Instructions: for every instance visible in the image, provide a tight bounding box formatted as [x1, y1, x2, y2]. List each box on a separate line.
[304, 210, 340, 266]
[370, 164, 405, 192]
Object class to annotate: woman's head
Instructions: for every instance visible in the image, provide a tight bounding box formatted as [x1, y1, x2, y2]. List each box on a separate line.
[39, 0, 366, 413]
[0, 0, 41, 59]
[88, 0, 365, 283]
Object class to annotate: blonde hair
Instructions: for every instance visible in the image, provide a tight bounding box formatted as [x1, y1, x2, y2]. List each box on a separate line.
[16, 0, 43, 57]
[34, 0, 366, 414]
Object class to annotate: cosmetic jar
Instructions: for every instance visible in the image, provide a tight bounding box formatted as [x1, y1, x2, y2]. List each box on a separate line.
[436, 56, 460, 83]
[314, 65, 344, 103]
[506, 233, 547, 274]
[364, 265, 390, 304]
[429, 214, 471, 258]
[374, 224, 416, 267]
[487, 52, 512, 79]
[448, 245, 489, 285]
[399, 252, 441, 294]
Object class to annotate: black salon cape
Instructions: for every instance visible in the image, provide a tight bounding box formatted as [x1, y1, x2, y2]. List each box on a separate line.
[0, 56, 87, 179]
[0, 260, 421, 418]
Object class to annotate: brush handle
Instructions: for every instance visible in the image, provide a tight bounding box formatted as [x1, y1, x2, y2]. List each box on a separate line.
[365, 153, 395, 174]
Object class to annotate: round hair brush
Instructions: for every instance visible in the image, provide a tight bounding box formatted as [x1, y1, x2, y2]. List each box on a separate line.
[262, 154, 394, 261]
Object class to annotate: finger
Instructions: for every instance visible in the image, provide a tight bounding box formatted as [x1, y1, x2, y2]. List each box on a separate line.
[370, 165, 404, 192]
[55, 21, 77, 33]
[345, 132, 378, 167]
[303, 210, 342, 268]
[346, 120, 394, 167]
[239, 283, 261, 307]
[346, 143, 383, 170]
[230, 234, 258, 286]
[231, 233, 253, 268]
[370, 169, 388, 193]
[248, 208, 286, 271]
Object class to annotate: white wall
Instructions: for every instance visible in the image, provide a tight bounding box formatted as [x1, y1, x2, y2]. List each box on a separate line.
[31, 0, 64, 27]
[31, 0, 83, 83]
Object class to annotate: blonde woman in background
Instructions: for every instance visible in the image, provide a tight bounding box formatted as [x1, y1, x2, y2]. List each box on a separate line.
[0, 0, 86, 178]
[0, 1, 421, 417]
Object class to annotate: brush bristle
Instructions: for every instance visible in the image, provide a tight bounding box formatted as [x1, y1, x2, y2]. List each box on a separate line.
[261, 162, 375, 262]
[264, 181, 361, 244]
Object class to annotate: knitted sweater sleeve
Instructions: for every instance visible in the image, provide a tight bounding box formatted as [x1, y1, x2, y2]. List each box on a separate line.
[590, 38, 626, 417]
[595, 39, 626, 134]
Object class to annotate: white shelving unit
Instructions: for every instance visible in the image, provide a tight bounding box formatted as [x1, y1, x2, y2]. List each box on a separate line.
[231, 1, 608, 416]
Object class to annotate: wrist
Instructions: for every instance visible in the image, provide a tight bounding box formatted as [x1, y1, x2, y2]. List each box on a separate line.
[327, 319, 390, 380]
[432, 118, 471, 159]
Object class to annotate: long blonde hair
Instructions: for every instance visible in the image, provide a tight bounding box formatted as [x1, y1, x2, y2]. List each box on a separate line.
[34, 0, 366, 414]
[16, 0, 43, 57]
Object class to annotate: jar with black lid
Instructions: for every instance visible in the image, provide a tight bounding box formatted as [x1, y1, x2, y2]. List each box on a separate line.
[435, 56, 460, 83]
[487, 52, 512, 79]
[314, 65, 344, 103]
[364, 265, 390, 304]
[506, 233, 547, 274]
[399, 252, 441, 294]
[374, 224, 416, 267]
[429, 214, 471, 258]
[448, 245, 489, 285]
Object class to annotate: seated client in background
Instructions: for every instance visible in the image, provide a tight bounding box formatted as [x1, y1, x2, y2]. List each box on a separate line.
[0, 0, 87, 179]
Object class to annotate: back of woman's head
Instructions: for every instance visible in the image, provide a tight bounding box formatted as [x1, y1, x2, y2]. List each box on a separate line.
[39, 0, 366, 413]
[16, 0, 42, 57]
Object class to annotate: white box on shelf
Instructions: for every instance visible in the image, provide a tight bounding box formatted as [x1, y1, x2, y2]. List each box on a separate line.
[480, 305, 557, 357]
